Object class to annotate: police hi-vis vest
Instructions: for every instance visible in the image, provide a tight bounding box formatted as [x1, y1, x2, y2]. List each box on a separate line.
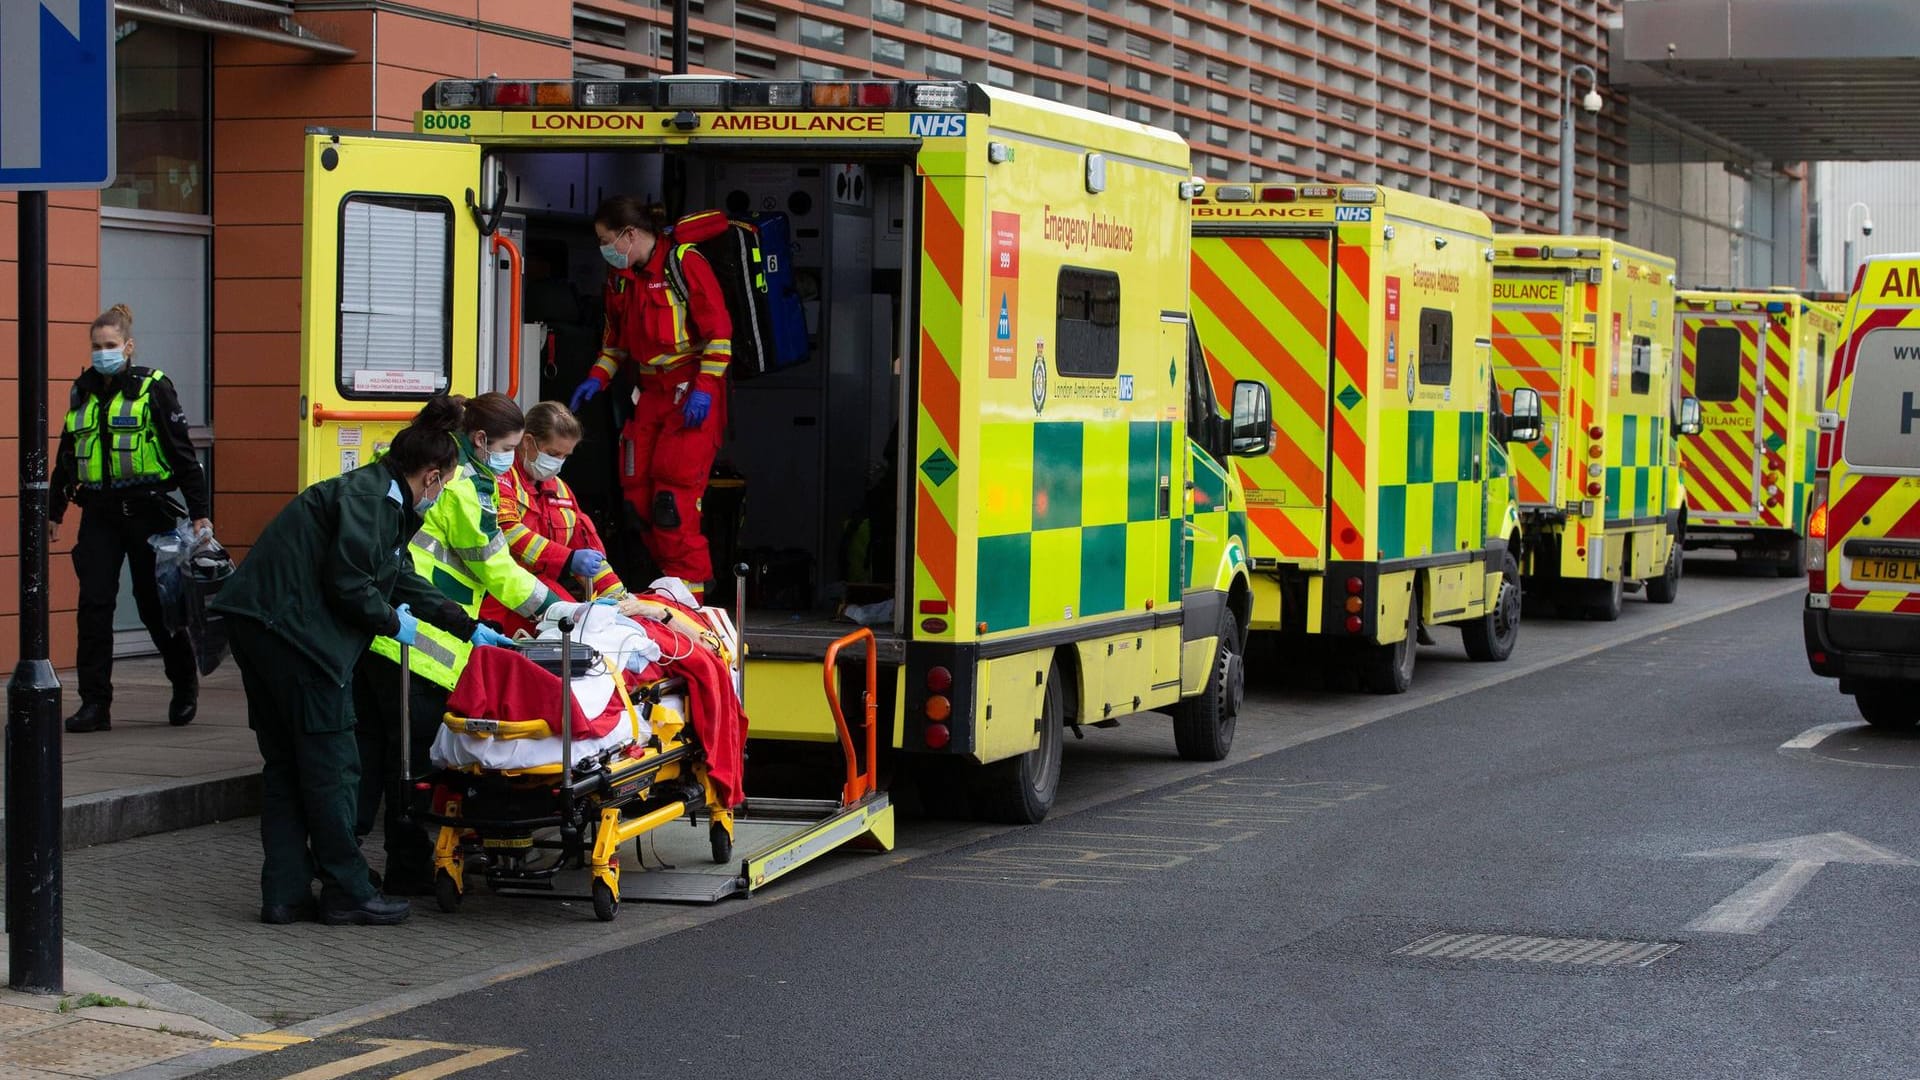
[370, 460, 559, 689]
[65, 369, 173, 488]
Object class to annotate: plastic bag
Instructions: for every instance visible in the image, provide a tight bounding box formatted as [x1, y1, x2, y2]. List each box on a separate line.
[148, 523, 235, 675]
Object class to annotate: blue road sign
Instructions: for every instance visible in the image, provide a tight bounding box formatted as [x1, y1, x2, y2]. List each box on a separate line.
[0, 0, 114, 191]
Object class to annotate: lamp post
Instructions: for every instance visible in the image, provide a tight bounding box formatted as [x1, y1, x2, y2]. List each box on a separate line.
[1557, 63, 1602, 235]
[1843, 201, 1874, 292]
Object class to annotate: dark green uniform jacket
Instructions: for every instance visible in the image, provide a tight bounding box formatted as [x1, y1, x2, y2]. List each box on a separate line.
[213, 459, 475, 687]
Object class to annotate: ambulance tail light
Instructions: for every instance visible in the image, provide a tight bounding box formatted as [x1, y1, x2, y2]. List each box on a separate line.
[809, 82, 854, 107]
[487, 81, 533, 106]
[926, 666, 953, 694]
[923, 723, 951, 750]
[1259, 187, 1298, 202]
[1344, 615, 1363, 634]
[1587, 481, 1604, 497]
[1509, 245, 1542, 259]
[1808, 489, 1829, 572]
[1346, 576, 1365, 595]
[534, 82, 574, 106]
[1588, 424, 1605, 440]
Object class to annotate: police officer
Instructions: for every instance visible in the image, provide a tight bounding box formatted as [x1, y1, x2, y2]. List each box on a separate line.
[212, 397, 494, 926]
[50, 304, 211, 733]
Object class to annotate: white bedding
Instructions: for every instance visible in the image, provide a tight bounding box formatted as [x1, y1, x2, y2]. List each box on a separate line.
[429, 693, 687, 772]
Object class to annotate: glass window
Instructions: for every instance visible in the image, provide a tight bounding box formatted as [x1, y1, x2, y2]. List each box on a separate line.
[1034, 4, 1065, 30]
[1125, 67, 1153, 92]
[799, 59, 846, 78]
[1630, 335, 1653, 395]
[927, 11, 964, 40]
[925, 49, 963, 79]
[105, 22, 209, 215]
[1033, 42, 1064, 68]
[988, 27, 1015, 54]
[1693, 327, 1744, 402]
[799, 18, 844, 50]
[100, 228, 209, 425]
[1417, 308, 1452, 385]
[337, 196, 452, 399]
[1839, 328, 1920, 470]
[874, 0, 907, 24]
[1033, 78, 1063, 100]
[987, 65, 1015, 88]
[1056, 268, 1121, 378]
[1087, 56, 1110, 81]
[872, 36, 907, 66]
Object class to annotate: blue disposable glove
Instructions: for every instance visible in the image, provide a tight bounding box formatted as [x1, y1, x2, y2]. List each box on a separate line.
[470, 624, 516, 649]
[592, 597, 620, 606]
[393, 603, 419, 645]
[568, 548, 606, 579]
[569, 377, 602, 412]
[682, 388, 712, 429]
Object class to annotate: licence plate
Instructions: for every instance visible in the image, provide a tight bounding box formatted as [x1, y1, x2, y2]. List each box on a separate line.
[1853, 557, 1920, 584]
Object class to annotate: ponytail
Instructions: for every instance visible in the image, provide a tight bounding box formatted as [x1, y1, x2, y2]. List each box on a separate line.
[387, 395, 464, 474]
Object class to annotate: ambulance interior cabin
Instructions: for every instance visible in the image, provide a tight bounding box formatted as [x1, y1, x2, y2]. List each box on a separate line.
[489, 145, 912, 650]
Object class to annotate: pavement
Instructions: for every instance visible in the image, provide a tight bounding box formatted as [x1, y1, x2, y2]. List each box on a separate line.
[0, 562, 1815, 1078]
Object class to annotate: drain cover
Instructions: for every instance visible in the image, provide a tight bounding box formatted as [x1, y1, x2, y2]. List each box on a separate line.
[1394, 932, 1679, 968]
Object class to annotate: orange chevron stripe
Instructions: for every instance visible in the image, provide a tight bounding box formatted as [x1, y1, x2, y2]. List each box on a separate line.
[916, 481, 955, 601]
[919, 326, 959, 451]
[921, 184, 964, 301]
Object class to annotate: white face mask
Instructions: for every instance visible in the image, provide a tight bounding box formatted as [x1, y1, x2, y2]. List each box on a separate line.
[529, 451, 566, 481]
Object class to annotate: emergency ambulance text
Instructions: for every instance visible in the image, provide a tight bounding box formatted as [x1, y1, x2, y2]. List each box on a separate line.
[1043, 206, 1136, 253]
[1411, 267, 1463, 294]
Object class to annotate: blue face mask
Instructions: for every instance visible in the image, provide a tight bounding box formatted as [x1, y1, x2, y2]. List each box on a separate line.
[415, 473, 441, 514]
[91, 348, 126, 376]
[486, 448, 517, 474]
[599, 241, 629, 270]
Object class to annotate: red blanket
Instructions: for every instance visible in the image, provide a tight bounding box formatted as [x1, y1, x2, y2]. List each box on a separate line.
[446, 645, 628, 740]
[631, 611, 749, 809]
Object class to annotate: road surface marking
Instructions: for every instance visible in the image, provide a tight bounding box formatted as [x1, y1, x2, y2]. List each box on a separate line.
[1780, 722, 1860, 750]
[277, 1039, 520, 1080]
[212, 1032, 312, 1052]
[1684, 832, 1919, 934]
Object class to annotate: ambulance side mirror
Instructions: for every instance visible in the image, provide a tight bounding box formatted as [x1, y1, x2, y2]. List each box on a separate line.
[1229, 380, 1273, 457]
[1505, 387, 1543, 444]
[1816, 410, 1841, 433]
[1676, 397, 1704, 437]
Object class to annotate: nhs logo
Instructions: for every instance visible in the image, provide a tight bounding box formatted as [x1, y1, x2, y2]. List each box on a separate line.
[909, 114, 967, 138]
[1334, 206, 1373, 222]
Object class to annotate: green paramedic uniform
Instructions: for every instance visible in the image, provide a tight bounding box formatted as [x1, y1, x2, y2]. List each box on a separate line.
[357, 444, 565, 887]
[212, 459, 477, 910]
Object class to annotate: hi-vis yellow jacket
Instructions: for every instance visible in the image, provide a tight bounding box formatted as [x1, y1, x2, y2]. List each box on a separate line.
[370, 448, 564, 688]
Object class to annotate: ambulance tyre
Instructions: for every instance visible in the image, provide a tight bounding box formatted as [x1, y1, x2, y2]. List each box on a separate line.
[1173, 608, 1242, 762]
[1363, 585, 1418, 695]
[1776, 539, 1808, 579]
[971, 662, 1065, 825]
[1646, 542, 1682, 604]
[1461, 551, 1520, 662]
[1854, 683, 1917, 730]
[1585, 576, 1624, 622]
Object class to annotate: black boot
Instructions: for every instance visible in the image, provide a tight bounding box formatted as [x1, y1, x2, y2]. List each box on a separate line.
[319, 893, 411, 926]
[260, 900, 316, 925]
[168, 684, 198, 727]
[64, 703, 110, 733]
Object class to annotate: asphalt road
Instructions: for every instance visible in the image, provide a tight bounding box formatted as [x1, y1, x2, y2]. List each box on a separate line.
[190, 569, 1920, 1080]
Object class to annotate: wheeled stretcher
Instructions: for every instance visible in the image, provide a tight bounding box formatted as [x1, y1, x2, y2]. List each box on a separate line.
[406, 620, 736, 922]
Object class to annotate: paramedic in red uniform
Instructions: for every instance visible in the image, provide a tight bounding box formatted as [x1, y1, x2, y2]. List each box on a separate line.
[569, 196, 732, 600]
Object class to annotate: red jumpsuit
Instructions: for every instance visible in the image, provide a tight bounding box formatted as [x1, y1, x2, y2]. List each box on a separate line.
[589, 237, 733, 591]
[481, 461, 627, 635]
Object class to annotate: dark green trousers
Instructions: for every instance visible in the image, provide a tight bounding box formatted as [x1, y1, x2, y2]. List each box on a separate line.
[229, 619, 374, 908]
[352, 652, 447, 884]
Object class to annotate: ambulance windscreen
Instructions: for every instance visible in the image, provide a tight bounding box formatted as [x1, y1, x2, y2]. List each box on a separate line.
[1693, 327, 1743, 403]
[1842, 328, 1920, 472]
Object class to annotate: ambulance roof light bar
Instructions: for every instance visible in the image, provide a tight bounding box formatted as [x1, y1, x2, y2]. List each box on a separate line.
[424, 78, 978, 112]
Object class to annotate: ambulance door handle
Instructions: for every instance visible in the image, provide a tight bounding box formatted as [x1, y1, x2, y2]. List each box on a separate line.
[492, 234, 524, 398]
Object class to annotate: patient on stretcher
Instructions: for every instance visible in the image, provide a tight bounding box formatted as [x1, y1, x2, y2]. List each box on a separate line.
[433, 582, 750, 807]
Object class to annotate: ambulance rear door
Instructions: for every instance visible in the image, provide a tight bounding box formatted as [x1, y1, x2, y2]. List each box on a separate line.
[1190, 226, 1335, 570]
[297, 132, 484, 488]
[1491, 269, 1574, 509]
[1680, 310, 1766, 519]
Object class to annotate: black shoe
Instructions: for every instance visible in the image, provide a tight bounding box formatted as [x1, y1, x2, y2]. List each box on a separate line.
[379, 870, 437, 898]
[319, 893, 411, 926]
[260, 902, 315, 925]
[168, 685, 197, 727]
[64, 704, 110, 733]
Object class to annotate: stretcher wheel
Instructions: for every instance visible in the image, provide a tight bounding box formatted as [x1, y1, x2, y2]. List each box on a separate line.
[591, 880, 619, 922]
[434, 871, 461, 913]
[710, 822, 733, 865]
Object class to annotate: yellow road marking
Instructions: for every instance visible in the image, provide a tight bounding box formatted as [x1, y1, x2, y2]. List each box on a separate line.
[273, 1039, 520, 1080]
[389, 1047, 523, 1080]
[213, 1032, 312, 1051]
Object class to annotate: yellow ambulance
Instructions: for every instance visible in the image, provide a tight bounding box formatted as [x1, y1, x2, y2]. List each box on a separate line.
[292, 77, 1268, 824]
[1676, 288, 1842, 575]
[1492, 239, 1700, 619]
[1189, 183, 1539, 694]
[1804, 254, 1920, 729]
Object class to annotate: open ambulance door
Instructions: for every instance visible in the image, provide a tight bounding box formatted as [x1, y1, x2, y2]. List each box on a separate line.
[297, 132, 484, 489]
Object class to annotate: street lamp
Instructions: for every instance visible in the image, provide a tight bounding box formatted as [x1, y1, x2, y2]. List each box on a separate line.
[1557, 63, 1603, 235]
[1843, 201, 1874, 292]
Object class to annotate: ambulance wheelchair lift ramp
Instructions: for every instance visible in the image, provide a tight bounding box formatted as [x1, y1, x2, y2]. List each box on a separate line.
[622, 627, 894, 903]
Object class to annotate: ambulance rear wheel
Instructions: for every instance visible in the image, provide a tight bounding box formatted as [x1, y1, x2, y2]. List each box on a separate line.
[1646, 542, 1682, 604]
[1173, 609, 1242, 761]
[433, 871, 461, 914]
[591, 880, 619, 922]
[970, 661, 1064, 825]
[1584, 576, 1624, 622]
[1855, 683, 1918, 730]
[1776, 539, 1808, 579]
[1363, 586, 1418, 695]
[1461, 550, 1521, 662]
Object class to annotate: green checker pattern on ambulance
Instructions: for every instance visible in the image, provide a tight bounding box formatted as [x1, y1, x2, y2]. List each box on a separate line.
[976, 420, 1175, 634]
[1603, 413, 1671, 524]
[1374, 409, 1487, 561]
